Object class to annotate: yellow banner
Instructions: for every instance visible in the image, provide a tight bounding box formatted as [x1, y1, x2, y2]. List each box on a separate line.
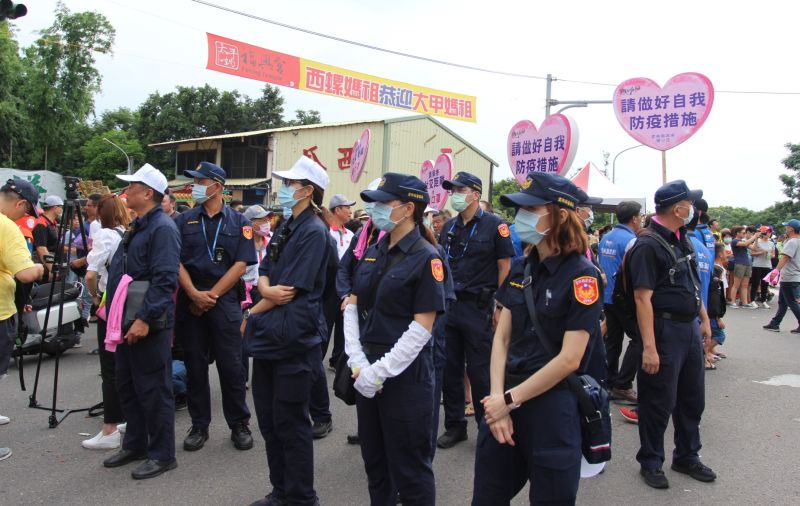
[298, 58, 476, 123]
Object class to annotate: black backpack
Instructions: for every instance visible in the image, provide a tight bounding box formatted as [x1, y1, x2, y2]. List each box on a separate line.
[706, 264, 726, 319]
[611, 228, 698, 334]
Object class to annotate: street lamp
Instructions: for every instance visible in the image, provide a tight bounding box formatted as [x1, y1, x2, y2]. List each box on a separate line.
[103, 137, 132, 175]
[611, 144, 645, 184]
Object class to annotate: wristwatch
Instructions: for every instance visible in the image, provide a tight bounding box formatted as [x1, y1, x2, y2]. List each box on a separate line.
[243, 309, 251, 320]
[503, 389, 521, 409]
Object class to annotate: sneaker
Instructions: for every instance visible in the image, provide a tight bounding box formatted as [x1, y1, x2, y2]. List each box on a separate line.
[619, 406, 638, 424]
[791, 328, 800, 334]
[609, 387, 638, 404]
[763, 323, 780, 332]
[671, 461, 717, 482]
[727, 301, 739, 308]
[640, 468, 669, 489]
[81, 430, 121, 450]
[0, 415, 9, 425]
[0, 448, 11, 461]
[742, 302, 759, 309]
[436, 427, 467, 449]
[760, 301, 770, 309]
[117, 422, 127, 434]
[312, 420, 333, 440]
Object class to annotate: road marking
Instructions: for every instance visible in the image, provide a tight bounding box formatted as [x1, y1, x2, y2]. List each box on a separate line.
[754, 374, 800, 388]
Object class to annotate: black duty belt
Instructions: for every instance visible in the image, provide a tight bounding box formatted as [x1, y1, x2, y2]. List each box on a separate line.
[654, 311, 697, 323]
[455, 290, 480, 303]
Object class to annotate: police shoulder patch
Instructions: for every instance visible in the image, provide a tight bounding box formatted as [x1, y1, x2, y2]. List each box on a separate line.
[573, 276, 599, 305]
[431, 258, 444, 282]
[498, 223, 510, 238]
[242, 226, 253, 240]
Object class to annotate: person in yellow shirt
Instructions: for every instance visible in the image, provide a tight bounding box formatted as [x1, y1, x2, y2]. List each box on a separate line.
[0, 179, 46, 462]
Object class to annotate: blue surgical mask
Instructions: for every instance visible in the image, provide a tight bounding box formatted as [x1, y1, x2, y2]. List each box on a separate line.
[678, 205, 694, 226]
[192, 183, 215, 204]
[515, 209, 549, 245]
[364, 201, 376, 218]
[277, 185, 299, 208]
[451, 192, 471, 213]
[283, 206, 293, 219]
[371, 202, 406, 232]
[423, 216, 432, 229]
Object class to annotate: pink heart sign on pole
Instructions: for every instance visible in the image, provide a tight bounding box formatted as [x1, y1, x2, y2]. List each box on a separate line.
[507, 114, 579, 185]
[420, 154, 452, 210]
[350, 128, 371, 183]
[613, 72, 714, 151]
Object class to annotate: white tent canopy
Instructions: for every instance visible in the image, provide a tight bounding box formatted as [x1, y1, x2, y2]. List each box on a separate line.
[569, 162, 646, 212]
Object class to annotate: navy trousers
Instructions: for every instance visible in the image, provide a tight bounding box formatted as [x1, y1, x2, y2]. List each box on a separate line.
[178, 302, 250, 429]
[442, 299, 492, 431]
[472, 387, 581, 505]
[252, 347, 320, 506]
[357, 349, 435, 506]
[115, 328, 175, 461]
[637, 317, 705, 470]
[308, 342, 332, 424]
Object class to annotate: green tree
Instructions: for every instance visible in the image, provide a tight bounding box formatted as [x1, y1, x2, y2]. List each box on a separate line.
[490, 178, 521, 221]
[21, 2, 115, 170]
[79, 129, 143, 184]
[778, 142, 800, 209]
[286, 109, 321, 126]
[0, 23, 28, 167]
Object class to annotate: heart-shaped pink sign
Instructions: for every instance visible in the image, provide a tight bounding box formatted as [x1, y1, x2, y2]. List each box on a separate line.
[613, 72, 714, 151]
[507, 114, 579, 185]
[420, 154, 452, 210]
[350, 128, 371, 183]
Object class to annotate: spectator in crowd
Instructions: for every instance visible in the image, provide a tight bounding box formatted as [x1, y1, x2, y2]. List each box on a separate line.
[431, 211, 446, 236]
[598, 201, 643, 404]
[728, 226, 758, 308]
[763, 219, 800, 333]
[162, 190, 180, 219]
[708, 218, 721, 242]
[229, 200, 244, 212]
[32, 195, 64, 281]
[479, 200, 493, 213]
[0, 179, 45, 462]
[82, 194, 130, 450]
[706, 243, 728, 367]
[325, 194, 356, 374]
[751, 225, 775, 308]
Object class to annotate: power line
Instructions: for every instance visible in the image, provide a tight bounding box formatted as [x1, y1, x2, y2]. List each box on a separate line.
[191, 0, 800, 97]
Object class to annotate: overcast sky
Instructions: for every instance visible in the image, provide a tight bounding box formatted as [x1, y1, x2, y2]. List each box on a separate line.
[14, 0, 800, 211]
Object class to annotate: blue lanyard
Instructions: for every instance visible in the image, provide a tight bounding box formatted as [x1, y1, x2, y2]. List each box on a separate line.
[201, 215, 223, 262]
[445, 209, 482, 262]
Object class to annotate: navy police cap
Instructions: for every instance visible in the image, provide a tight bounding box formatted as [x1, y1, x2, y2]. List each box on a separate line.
[442, 171, 482, 193]
[654, 179, 702, 209]
[184, 161, 226, 184]
[499, 172, 582, 210]
[361, 172, 430, 204]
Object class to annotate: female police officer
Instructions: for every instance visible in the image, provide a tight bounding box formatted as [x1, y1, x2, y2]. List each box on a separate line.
[243, 156, 330, 506]
[473, 172, 603, 505]
[343, 173, 445, 505]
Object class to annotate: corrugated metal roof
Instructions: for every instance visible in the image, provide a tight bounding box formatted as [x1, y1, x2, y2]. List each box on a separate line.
[147, 115, 497, 166]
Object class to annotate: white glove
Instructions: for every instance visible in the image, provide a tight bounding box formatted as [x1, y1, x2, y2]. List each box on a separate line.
[354, 366, 383, 398]
[343, 304, 369, 373]
[368, 320, 432, 384]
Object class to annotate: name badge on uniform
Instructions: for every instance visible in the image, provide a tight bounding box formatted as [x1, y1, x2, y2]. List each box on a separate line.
[214, 246, 225, 263]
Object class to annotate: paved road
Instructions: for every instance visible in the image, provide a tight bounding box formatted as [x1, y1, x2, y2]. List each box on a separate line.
[1, 306, 799, 505]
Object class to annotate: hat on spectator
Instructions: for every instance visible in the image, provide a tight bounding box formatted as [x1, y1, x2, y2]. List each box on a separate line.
[42, 195, 64, 208]
[274, 156, 329, 190]
[117, 163, 169, 194]
[782, 219, 800, 232]
[243, 205, 269, 220]
[329, 194, 356, 210]
[1, 178, 39, 217]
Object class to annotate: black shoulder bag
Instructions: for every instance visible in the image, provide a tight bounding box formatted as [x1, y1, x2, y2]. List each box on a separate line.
[522, 263, 612, 464]
[121, 229, 169, 334]
[333, 237, 426, 406]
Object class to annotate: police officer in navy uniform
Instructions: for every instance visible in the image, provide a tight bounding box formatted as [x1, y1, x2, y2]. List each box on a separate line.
[627, 180, 716, 489]
[344, 173, 445, 505]
[244, 156, 331, 506]
[474, 172, 603, 505]
[101, 164, 181, 479]
[174, 162, 255, 452]
[437, 171, 515, 449]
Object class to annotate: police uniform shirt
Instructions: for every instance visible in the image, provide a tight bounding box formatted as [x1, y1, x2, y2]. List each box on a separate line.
[495, 251, 602, 377]
[353, 228, 446, 348]
[175, 205, 257, 316]
[628, 221, 700, 317]
[251, 207, 330, 358]
[598, 224, 636, 304]
[105, 206, 181, 327]
[439, 210, 515, 293]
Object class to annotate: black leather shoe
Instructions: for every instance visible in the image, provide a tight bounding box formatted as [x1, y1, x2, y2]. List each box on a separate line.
[312, 420, 333, 439]
[640, 468, 669, 489]
[231, 423, 254, 450]
[249, 493, 288, 506]
[671, 461, 717, 482]
[436, 427, 467, 449]
[103, 449, 146, 468]
[183, 426, 209, 451]
[346, 433, 361, 445]
[131, 458, 177, 480]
